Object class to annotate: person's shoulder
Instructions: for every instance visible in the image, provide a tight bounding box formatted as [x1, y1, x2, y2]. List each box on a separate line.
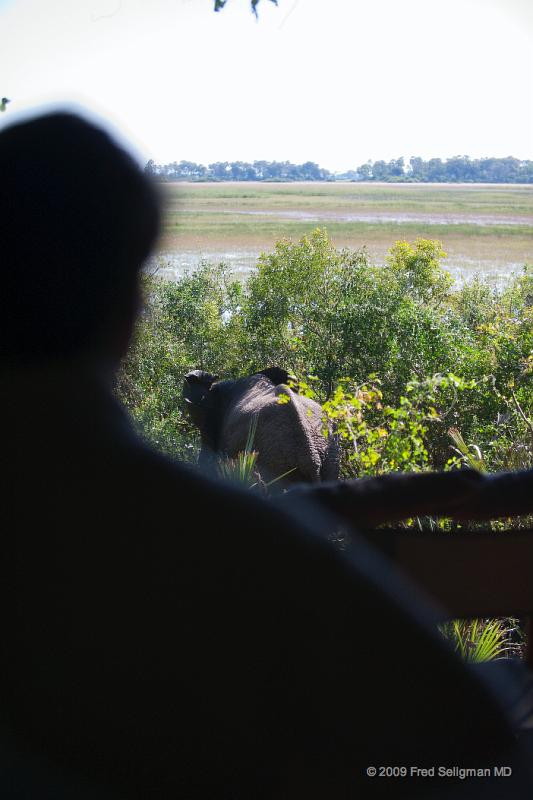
[121, 434, 341, 558]
[125, 438, 300, 525]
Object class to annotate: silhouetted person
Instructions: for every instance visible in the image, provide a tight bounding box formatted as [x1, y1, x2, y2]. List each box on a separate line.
[0, 112, 530, 798]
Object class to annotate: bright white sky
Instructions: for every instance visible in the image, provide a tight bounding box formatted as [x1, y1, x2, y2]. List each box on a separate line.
[1, 0, 532, 171]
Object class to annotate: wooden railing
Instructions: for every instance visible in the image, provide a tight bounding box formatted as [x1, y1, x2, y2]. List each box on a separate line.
[283, 468, 533, 664]
[389, 528, 533, 667]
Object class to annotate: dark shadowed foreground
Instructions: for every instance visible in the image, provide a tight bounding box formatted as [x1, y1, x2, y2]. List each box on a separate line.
[1, 111, 532, 799]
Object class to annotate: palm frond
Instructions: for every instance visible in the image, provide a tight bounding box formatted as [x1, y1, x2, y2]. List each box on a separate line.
[448, 427, 487, 472]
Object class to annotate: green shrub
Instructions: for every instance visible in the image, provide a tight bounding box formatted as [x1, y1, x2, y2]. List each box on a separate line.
[118, 230, 532, 478]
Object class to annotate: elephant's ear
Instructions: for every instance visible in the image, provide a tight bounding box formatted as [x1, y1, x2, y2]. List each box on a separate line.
[259, 367, 298, 392]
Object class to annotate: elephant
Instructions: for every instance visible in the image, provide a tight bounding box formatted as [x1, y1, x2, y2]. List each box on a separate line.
[183, 367, 339, 485]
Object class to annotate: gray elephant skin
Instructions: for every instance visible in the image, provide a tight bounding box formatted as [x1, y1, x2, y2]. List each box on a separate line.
[183, 367, 339, 485]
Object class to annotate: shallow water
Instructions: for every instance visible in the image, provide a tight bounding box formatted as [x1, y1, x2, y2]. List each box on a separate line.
[208, 208, 533, 227]
[148, 250, 259, 278]
[147, 250, 527, 289]
[154, 182, 532, 288]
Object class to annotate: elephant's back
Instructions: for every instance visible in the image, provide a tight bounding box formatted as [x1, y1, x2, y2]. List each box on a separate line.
[220, 378, 329, 484]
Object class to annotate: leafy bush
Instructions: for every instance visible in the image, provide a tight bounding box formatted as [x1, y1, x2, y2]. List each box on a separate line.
[244, 231, 465, 399]
[118, 229, 531, 481]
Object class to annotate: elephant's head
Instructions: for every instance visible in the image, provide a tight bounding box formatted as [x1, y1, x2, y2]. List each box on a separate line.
[183, 367, 297, 433]
[183, 370, 219, 432]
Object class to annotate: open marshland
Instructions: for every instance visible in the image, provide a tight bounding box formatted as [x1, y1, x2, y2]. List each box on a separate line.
[153, 182, 533, 286]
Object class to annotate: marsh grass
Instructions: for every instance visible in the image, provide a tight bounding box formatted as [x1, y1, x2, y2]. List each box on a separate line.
[440, 618, 522, 662]
[159, 183, 533, 282]
[217, 416, 260, 487]
[163, 181, 533, 211]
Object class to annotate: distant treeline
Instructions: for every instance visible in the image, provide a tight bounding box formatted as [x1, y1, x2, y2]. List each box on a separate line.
[145, 155, 533, 183]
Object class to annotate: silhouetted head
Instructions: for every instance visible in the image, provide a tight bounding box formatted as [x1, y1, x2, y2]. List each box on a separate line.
[181, 370, 219, 435]
[0, 111, 161, 367]
[183, 369, 218, 415]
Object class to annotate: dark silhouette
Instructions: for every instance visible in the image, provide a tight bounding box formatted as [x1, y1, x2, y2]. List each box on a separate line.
[1, 112, 531, 798]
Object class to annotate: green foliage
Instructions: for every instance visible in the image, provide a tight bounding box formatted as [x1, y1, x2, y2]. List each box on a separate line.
[244, 230, 464, 400]
[321, 380, 429, 476]
[245, 229, 374, 393]
[440, 619, 521, 662]
[118, 230, 532, 485]
[318, 374, 476, 477]
[218, 449, 260, 487]
[146, 153, 533, 183]
[117, 261, 244, 458]
[447, 427, 486, 472]
[386, 239, 452, 306]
